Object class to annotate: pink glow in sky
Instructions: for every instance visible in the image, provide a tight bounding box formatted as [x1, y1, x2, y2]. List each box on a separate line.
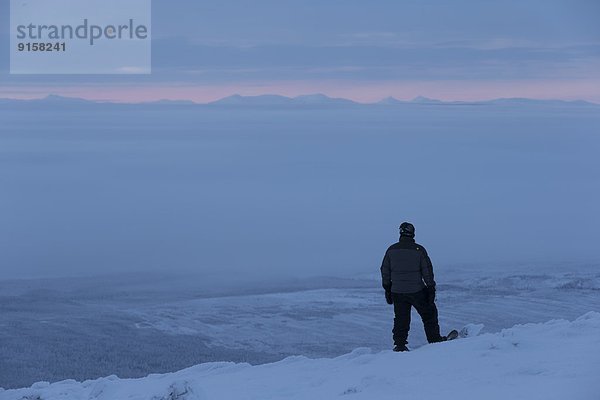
[2, 79, 600, 103]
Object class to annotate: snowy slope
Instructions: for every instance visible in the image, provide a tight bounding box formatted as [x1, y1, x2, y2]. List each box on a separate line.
[2, 313, 599, 400]
[2, 266, 600, 389]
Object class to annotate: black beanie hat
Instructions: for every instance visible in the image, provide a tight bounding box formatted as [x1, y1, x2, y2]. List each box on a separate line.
[400, 222, 415, 238]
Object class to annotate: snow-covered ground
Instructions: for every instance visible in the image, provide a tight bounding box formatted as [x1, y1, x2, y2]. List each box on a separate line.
[1, 263, 599, 390]
[122, 264, 600, 355]
[2, 312, 599, 400]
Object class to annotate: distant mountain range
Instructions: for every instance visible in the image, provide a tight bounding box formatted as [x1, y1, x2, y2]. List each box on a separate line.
[209, 93, 358, 106]
[377, 96, 597, 107]
[0, 94, 597, 107]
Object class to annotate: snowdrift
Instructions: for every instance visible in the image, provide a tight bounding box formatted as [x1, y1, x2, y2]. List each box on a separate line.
[2, 312, 599, 400]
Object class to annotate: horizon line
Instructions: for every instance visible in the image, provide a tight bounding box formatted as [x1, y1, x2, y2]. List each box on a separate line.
[2, 93, 599, 106]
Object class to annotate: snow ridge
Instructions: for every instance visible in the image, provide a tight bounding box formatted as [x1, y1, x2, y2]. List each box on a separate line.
[2, 313, 599, 400]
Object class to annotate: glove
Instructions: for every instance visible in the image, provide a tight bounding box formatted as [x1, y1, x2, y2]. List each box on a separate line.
[427, 286, 436, 305]
[385, 290, 393, 305]
[382, 283, 393, 305]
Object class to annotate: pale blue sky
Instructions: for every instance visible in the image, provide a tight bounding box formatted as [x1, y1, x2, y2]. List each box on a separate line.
[1, 0, 599, 102]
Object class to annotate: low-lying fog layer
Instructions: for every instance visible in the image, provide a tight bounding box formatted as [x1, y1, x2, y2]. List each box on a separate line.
[1, 101, 598, 279]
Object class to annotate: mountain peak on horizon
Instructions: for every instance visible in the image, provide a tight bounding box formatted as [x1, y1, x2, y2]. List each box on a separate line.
[209, 93, 358, 106]
[210, 94, 294, 105]
[378, 96, 404, 105]
[146, 99, 197, 105]
[293, 93, 357, 105]
[42, 94, 95, 103]
[411, 95, 443, 103]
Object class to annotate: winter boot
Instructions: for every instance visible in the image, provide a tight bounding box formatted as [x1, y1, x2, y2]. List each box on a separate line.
[445, 330, 459, 341]
[393, 345, 409, 352]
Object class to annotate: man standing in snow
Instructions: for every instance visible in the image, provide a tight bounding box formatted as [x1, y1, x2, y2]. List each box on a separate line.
[380, 222, 449, 351]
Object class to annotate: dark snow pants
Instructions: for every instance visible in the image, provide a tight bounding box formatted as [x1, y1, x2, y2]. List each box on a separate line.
[392, 288, 444, 346]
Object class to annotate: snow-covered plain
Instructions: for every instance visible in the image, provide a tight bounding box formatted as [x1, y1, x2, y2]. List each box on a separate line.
[2, 311, 599, 400]
[1, 263, 599, 391]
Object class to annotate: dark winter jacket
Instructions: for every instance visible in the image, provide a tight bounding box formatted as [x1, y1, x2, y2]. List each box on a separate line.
[380, 236, 436, 294]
